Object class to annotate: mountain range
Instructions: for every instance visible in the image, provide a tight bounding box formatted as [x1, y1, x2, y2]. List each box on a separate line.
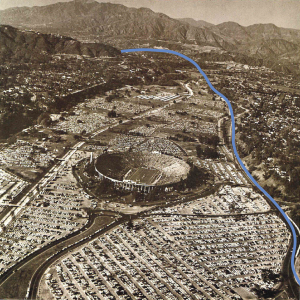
[177, 18, 214, 29]
[0, 0, 300, 73]
[0, 24, 120, 63]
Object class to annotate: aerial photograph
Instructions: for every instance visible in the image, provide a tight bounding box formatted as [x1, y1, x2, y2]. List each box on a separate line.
[0, 0, 299, 299]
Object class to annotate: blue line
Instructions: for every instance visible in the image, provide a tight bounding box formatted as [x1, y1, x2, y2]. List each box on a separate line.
[121, 48, 300, 286]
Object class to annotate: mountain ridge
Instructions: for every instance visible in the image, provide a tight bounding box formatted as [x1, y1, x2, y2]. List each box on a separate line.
[177, 18, 214, 28]
[1, 1, 299, 46]
[0, 0, 300, 73]
[0, 24, 120, 63]
[0, 1, 236, 49]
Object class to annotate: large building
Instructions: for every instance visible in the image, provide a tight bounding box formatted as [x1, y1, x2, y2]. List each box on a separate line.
[94, 147, 190, 193]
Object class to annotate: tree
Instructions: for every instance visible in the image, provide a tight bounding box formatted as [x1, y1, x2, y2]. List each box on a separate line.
[196, 144, 219, 159]
[261, 269, 280, 283]
[127, 219, 134, 230]
[107, 110, 117, 118]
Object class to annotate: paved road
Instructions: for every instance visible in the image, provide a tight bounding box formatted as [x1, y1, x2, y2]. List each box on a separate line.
[0, 140, 85, 229]
[27, 182, 218, 299]
[289, 217, 300, 258]
[147, 210, 276, 218]
[0, 210, 102, 295]
[184, 83, 193, 97]
[28, 215, 128, 300]
[0, 85, 190, 300]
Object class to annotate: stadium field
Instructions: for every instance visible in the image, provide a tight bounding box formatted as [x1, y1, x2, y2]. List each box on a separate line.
[124, 168, 161, 185]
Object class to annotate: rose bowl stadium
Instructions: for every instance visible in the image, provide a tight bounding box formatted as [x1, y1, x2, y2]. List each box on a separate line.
[94, 151, 190, 192]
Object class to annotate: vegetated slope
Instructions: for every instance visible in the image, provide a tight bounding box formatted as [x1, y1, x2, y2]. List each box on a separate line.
[215, 22, 300, 43]
[1, 0, 300, 73]
[0, 24, 120, 63]
[1, 0, 299, 52]
[177, 18, 214, 28]
[213, 22, 300, 73]
[0, 0, 236, 50]
[214, 22, 300, 57]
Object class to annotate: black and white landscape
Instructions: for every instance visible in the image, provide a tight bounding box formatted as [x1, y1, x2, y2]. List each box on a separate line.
[0, 1, 299, 299]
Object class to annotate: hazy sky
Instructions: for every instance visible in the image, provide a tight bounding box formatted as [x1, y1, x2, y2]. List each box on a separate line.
[1, 0, 300, 29]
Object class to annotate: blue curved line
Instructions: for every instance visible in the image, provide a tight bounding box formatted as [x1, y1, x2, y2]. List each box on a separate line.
[121, 48, 300, 286]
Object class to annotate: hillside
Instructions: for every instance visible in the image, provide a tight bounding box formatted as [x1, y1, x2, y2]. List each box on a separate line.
[213, 22, 300, 58]
[0, 0, 300, 73]
[0, 25, 120, 62]
[177, 18, 214, 28]
[0, 0, 236, 49]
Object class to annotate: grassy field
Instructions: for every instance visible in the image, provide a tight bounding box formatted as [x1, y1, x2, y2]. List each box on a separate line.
[124, 167, 161, 185]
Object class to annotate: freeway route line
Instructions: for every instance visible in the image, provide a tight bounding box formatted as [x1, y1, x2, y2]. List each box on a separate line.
[121, 48, 300, 286]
